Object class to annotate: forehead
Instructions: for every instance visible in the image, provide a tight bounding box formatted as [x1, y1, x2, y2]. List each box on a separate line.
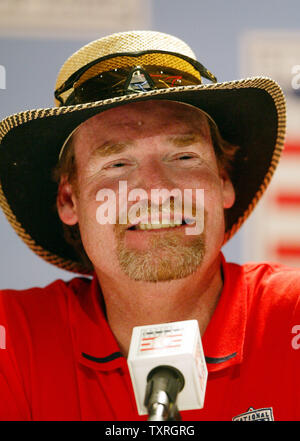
[72, 100, 210, 148]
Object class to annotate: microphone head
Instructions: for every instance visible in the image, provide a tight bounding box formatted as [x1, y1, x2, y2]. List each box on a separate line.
[127, 320, 207, 415]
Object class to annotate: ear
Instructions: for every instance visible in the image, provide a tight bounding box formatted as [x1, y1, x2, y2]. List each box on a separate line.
[56, 176, 78, 225]
[219, 168, 235, 209]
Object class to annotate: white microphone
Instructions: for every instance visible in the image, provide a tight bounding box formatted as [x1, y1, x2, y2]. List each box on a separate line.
[127, 320, 207, 421]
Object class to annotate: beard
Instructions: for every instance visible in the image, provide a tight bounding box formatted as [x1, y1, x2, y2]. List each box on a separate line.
[115, 228, 205, 282]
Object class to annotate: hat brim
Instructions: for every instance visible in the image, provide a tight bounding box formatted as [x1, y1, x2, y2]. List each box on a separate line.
[0, 78, 286, 274]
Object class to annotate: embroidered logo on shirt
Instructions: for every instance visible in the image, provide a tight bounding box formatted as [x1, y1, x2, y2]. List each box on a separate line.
[232, 407, 274, 421]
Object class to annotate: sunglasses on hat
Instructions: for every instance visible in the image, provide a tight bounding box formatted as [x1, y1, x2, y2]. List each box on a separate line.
[55, 50, 217, 106]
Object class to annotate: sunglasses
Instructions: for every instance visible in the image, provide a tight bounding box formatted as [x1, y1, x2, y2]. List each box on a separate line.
[55, 50, 217, 106]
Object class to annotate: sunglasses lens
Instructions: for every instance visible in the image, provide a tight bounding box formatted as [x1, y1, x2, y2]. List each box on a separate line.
[72, 65, 201, 105]
[73, 69, 128, 103]
[147, 67, 200, 88]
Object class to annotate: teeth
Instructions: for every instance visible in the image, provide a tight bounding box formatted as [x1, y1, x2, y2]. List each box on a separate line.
[184, 218, 196, 225]
[136, 223, 182, 230]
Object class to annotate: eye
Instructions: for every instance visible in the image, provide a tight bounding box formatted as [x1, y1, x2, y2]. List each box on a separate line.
[110, 162, 126, 167]
[173, 153, 198, 161]
[104, 160, 130, 169]
[168, 152, 203, 168]
[177, 154, 194, 160]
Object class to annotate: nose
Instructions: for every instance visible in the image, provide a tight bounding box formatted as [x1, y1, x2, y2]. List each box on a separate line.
[135, 157, 176, 197]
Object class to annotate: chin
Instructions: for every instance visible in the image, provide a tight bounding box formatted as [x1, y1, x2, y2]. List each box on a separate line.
[117, 235, 206, 283]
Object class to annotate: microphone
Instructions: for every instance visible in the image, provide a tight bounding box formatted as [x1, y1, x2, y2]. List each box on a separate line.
[144, 365, 184, 421]
[127, 320, 207, 421]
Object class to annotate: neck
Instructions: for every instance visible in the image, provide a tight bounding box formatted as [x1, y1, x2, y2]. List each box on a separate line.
[96, 253, 223, 357]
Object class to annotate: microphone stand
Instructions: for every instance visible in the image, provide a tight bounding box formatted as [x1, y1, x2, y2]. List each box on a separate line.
[144, 366, 184, 421]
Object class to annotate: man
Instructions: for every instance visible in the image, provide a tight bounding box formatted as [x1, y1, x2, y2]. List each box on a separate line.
[0, 30, 298, 421]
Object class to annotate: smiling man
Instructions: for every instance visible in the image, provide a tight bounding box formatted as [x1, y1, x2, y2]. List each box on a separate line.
[56, 100, 235, 353]
[0, 30, 299, 421]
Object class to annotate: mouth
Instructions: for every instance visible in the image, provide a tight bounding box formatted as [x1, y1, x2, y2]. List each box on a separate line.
[127, 218, 193, 231]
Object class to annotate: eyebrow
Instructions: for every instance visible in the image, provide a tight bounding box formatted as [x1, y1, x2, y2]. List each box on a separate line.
[166, 132, 207, 147]
[89, 141, 134, 159]
[89, 132, 207, 160]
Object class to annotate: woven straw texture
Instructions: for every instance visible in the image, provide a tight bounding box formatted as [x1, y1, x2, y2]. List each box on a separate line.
[56, 30, 196, 90]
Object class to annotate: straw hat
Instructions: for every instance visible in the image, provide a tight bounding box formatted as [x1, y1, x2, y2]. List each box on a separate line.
[0, 30, 286, 274]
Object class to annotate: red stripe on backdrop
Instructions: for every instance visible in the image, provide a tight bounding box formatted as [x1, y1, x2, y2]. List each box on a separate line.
[282, 141, 300, 156]
[275, 193, 300, 206]
[275, 244, 300, 258]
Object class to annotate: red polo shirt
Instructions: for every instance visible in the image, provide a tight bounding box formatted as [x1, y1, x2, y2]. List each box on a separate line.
[0, 254, 299, 421]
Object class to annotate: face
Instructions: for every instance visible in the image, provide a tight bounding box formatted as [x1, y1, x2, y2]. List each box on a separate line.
[57, 100, 235, 282]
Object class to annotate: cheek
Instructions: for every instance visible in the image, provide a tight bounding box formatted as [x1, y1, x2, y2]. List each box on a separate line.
[78, 172, 122, 202]
[75, 195, 109, 245]
[184, 171, 225, 228]
[179, 167, 223, 198]
[77, 204, 118, 267]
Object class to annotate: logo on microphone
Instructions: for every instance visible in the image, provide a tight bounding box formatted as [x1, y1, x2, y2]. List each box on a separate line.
[232, 406, 274, 421]
[139, 326, 184, 352]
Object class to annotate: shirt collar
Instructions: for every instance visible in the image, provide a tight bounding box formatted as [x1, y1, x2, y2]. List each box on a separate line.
[69, 253, 247, 373]
[68, 276, 126, 371]
[202, 253, 247, 372]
